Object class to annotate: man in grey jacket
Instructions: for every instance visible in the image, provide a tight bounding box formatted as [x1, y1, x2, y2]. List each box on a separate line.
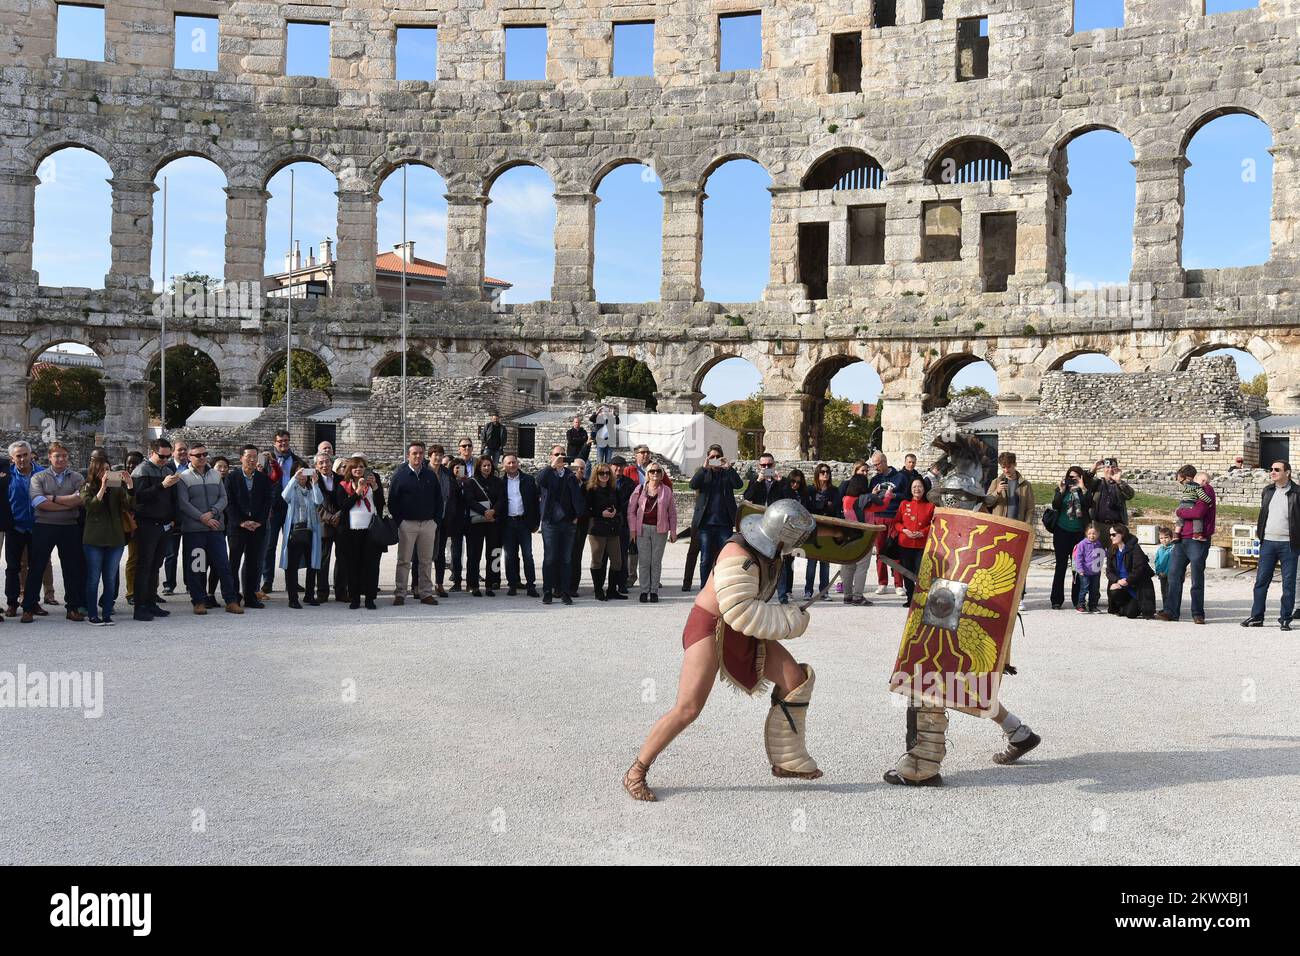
[176, 442, 243, 615]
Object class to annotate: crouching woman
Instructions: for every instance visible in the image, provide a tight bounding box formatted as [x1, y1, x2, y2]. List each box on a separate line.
[1105, 523, 1157, 619]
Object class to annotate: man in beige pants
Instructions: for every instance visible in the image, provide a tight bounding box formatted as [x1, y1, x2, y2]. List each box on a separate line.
[388, 441, 443, 606]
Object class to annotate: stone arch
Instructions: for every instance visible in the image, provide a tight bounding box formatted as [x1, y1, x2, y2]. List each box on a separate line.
[22, 129, 123, 177]
[143, 342, 223, 425]
[922, 351, 997, 412]
[924, 136, 1012, 185]
[24, 338, 108, 432]
[1046, 121, 1133, 167]
[371, 347, 437, 380]
[481, 350, 551, 401]
[366, 152, 454, 196]
[130, 331, 231, 383]
[697, 151, 770, 192]
[146, 139, 236, 182]
[482, 154, 565, 194]
[589, 154, 658, 194]
[1175, 92, 1280, 155]
[256, 342, 340, 396]
[584, 352, 661, 411]
[799, 353, 884, 459]
[801, 147, 887, 191]
[1174, 338, 1272, 372]
[257, 148, 347, 191]
[1044, 345, 1125, 373]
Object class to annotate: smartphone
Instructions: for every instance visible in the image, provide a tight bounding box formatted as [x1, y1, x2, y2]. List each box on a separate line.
[104, 471, 122, 488]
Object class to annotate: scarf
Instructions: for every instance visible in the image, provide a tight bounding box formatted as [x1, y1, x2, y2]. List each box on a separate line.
[342, 480, 372, 511]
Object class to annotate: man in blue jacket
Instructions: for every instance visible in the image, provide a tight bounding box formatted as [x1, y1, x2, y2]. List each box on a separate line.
[388, 440, 444, 607]
[536, 449, 585, 605]
[500, 454, 541, 597]
[3, 441, 44, 617]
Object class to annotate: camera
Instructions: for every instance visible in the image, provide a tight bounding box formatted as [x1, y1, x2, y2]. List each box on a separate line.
[1103, 457, 1118, 469]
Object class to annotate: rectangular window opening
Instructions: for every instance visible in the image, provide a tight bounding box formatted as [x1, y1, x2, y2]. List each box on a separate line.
[848, 206, 886, 266]
[175, 14, 219, 71]
[830, 33, 862, 93]
[396, 26, 438, 81]
[719, 12, 762, 72]
[923, 0, 945, 21]
[1072, 0, 1124, 31]
[613, 21, 655, 77]
[286, 21, 331, 78]
[873, 0, 897, 28]
[56, 3, 105, 61]
[980, 212, 1017, 292]
[956, 17, 989, 82]
[922, 200, 962, 263]
[505, 24, 548, 80]
[798, 223, 830, 300]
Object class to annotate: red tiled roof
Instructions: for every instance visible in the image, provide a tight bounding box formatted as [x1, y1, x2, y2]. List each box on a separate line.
[374, 252, 510, 288]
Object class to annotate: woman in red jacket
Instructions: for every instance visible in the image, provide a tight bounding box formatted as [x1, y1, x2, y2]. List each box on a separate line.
[894, 478, 934, 606]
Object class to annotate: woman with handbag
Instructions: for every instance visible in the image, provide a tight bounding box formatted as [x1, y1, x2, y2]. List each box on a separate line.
[309, 453, 341, 604]
[626, 464, 677, 603]
[333, 456, 386, 610]
[464, 455, 505, 597]
[80, 449, 134, 626]
[280, 464, 325, 610]
[894, 478, 934, 605]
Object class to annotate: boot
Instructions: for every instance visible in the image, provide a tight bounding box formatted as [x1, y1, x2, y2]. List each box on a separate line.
[591, 569, 607, 601]
[884, 706, 947, 786]
[765, 665, 823, 779]
[607, 567, 628, 600]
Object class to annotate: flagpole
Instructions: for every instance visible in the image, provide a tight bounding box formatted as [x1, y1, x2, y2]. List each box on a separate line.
[160, 175, 167, 431]
[401, 163, 408, 451]
[286, 168, 294, 435]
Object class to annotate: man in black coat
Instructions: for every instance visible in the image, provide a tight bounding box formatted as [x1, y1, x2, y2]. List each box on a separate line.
[536, 450, 585, 605]
[131, 437, 183, 622]
[609, 455, 637, 597]
[689, 446, 743, 590]
[481, 413, 508, 468]
[499, 454, 541, 597]
[388, 440, 445, 606]
[225, 444, 274, 608]
[743, 452, 792, 506]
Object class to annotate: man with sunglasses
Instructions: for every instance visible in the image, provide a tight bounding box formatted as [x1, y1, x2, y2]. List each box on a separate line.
[1243, 460, 1299, 630]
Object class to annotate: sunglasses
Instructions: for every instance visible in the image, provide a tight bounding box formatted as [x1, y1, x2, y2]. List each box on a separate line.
[1271, 467, 1285, 472]
[1109, 532, 1121, 538]
[191, 452, 208, 458]
[647, 469, 662, 474]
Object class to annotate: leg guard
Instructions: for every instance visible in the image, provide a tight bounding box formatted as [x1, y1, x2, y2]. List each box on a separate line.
[765, 664, 823, 779]
[887, 706, 947, 785]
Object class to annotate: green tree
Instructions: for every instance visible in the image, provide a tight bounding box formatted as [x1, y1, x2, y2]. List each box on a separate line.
[711, 395, 764, 458]
[1241, 373, 1268, 398]
[148, 346, 221, 426]
[376, 351, 434, 377]
[167, 271, 216, 293]
[819, 397, 874, 461]
[261, 350, 333, 405]
[590, 357, 658, 411]
[30, 365, 105, 432]
[949, 385, 992, 401]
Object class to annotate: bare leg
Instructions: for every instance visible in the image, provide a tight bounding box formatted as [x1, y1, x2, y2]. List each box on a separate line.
[635, 636, 719, 768]
[762, 639, 806, 697]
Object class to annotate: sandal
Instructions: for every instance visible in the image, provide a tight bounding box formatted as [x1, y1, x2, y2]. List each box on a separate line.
[622, 759, 657, 802]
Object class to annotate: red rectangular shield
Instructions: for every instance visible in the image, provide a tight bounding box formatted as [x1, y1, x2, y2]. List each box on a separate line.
[887, 508, 1033, 716]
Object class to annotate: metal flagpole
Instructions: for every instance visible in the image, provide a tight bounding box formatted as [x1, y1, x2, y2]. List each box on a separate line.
[401, 163, 408, 450]
[160, 175, 167, 431]
[286, 168, 294, 435]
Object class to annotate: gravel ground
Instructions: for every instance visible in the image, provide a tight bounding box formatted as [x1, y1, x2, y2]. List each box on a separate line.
[1, 545, 1297, 866]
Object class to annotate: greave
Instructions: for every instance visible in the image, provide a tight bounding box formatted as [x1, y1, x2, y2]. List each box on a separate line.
[893, 706, 948, 782]
[764, 664, 820, 776]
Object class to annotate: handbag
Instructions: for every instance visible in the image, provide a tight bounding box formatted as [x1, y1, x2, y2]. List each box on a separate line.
[1041, 507, 1059, 533]
[289, 526, 313, 550]
[367, 514, 400, 548]
[121, 504, 138, 537]
[469, 479, 492, 525]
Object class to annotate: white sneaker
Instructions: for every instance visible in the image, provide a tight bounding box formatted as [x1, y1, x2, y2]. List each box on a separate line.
[1018, 600, 1027, 612]
[875, 585, 888, 595]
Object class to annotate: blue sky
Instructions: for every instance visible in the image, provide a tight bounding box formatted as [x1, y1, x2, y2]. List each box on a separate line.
[36, 14, 1271, 401]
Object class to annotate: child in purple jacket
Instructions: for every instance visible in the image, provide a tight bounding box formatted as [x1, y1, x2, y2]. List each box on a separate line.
[1072, 524, 1106, 613]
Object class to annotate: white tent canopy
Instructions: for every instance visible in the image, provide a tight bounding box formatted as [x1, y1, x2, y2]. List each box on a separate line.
[185, 406, 263, 429]
[617, 413, 738, 472]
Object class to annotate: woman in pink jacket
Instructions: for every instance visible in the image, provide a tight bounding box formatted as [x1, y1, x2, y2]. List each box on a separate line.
[626, 464, 678, 603]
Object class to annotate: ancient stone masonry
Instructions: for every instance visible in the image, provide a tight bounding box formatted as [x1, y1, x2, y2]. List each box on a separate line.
[1, 0, 1298, 463]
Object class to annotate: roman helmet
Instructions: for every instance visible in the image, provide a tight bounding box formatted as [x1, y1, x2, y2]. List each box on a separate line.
[739, 497, 817, 559]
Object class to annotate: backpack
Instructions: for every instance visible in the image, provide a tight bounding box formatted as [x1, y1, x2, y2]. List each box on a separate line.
[1041, 507, 1059, 533]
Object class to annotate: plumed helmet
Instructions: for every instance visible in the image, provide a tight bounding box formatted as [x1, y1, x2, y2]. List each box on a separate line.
[740, 498, 817, 559]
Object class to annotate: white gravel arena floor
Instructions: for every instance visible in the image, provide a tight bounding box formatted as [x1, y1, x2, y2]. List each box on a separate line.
[1, 541, 1297, 866]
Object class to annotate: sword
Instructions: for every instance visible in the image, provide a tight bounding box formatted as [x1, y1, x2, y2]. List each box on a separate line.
[876, 553, 918, 584]
[798, 569, 843, 611]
